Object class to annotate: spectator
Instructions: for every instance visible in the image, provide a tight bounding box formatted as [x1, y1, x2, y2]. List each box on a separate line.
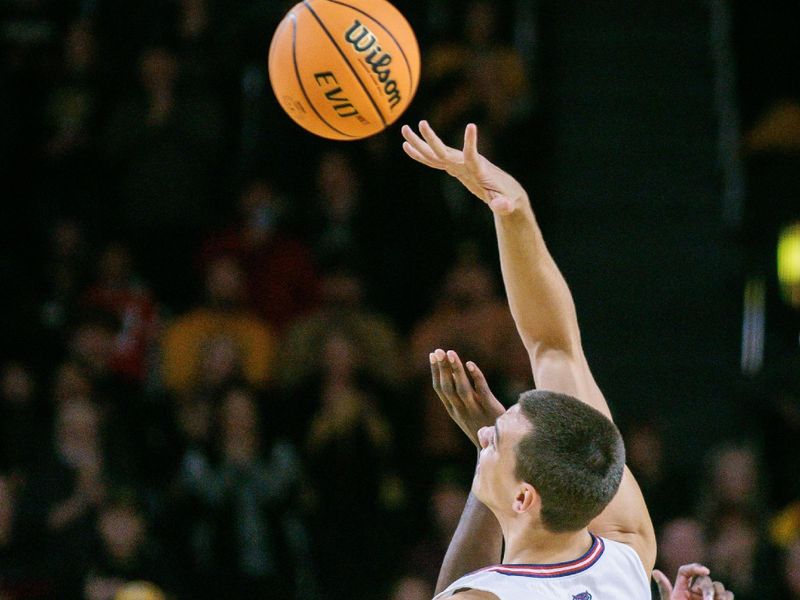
[200, 178, 318, 332]
[307, 149, 371, 272]
[706, 506, 779, 600]
[0, 361, 42, 481]
[52, 360, 94, 406]
[410, 256, 522, 386]
[82, 242, 160, 385]
[83, 490, 176, 600]
[41, 18, 105, 221]
[656, 517, 707, 588]
[179, 386, 313, 600]
[623, 418, 690, 529]
[0, 474, 50, 599]
[102, 44, 225, 309]
[18, 400, 116, 596]
[403, 479, 468, 588]
[303, 330, 399, 600]
[39, 218, 91, 344]
[161, 255, 276, 397]
[279, 266, 405, 394]
[424, 0, 531, 134]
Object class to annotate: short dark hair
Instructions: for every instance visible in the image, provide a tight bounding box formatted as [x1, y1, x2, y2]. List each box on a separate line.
[514, 390, 625, 532]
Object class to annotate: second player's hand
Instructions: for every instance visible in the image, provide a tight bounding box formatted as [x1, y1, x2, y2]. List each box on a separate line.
[401, 121, 527, 216]
[430, 349, 506, 448]
[653, 564, 734, 600]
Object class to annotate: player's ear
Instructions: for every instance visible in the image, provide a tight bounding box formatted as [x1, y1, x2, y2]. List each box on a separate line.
[512, 483, 538, 514]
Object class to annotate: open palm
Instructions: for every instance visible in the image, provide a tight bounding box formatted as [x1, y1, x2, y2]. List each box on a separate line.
[401, 121, 527, 215]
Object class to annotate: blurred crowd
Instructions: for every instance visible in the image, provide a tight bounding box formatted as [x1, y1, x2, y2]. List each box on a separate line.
[0, 0, 799, 599]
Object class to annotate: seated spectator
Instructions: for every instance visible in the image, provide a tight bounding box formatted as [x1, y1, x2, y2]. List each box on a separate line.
[278, 266, 405, 393]
[0, 361, 42, 481]
[0, 474, 51, 599]
[698, 443, 765, 519]
[41, 18, 104, 220]
[692, 442, 781, 599]
[82, 242, 160, 384]
[410, 256, 522, 388]
[83, 490, 176, 600]
[52, 360, 94, 405]
[425, 0, 530, 134]
[623, 418, 691, 529]
[18, 399, 120, 596]
[102, 44, 225, 310]
[38, 218, 91, 355]
[307, 150, 368, 270]
[706, 506, 779, 600]
[178, 386, 313, 600]
[656, 517, 707, 588]
[403, 479, 468, 588]
[200, 178, 318, 333]
[302, 330, 399, 600]
[161, 255, 276, 397]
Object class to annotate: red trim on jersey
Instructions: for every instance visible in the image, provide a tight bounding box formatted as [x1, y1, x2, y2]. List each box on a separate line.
[478, 534, 605, 579]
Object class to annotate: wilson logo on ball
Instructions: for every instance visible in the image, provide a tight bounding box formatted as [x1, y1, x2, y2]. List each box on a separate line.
[343, 20, 401, 109]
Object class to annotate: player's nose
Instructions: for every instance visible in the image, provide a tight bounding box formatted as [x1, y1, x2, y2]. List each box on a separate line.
[477, 426, 492, 449]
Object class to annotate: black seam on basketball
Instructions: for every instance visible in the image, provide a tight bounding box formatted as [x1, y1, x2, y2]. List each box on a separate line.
[325, 0, 416, 95]
[290, 13, 354, 138]
[302, 0, 388, 127]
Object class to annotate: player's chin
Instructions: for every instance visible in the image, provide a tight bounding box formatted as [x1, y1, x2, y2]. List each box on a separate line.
[471, 470, 484, 499]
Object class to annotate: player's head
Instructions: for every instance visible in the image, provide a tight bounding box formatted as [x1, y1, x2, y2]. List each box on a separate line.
[473, 390, 625, 533]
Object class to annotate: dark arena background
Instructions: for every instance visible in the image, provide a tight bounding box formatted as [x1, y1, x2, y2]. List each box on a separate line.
[1, 1, 799, 599]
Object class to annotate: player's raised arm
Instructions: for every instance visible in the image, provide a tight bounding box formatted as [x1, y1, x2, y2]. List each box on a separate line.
[402, 121, 602, 415]
[402, 121, 656, 573]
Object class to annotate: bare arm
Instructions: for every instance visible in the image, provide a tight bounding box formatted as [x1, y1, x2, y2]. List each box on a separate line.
[403, 121, 656, 573]
[436, 491, 503, 594]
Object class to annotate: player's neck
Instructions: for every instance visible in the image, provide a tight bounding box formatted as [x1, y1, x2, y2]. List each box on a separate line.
[501, 523, 593, 566]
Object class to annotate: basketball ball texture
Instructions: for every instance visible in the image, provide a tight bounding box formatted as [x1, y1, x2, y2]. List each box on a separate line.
[268, 0, 420, 140]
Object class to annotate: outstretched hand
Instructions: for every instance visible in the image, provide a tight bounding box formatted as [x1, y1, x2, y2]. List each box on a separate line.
[401, 121, 527, 216]
[430, 349, 506, 448]
[653, 564, 734, 600]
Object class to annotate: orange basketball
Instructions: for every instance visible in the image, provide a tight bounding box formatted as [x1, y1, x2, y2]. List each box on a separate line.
[268, 0, 420, 141]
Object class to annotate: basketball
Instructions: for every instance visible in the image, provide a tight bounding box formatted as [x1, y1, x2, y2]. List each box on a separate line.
[268, 0, 420, 140]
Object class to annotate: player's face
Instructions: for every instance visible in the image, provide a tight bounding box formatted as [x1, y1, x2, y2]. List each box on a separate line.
[472, 403, 531, 513]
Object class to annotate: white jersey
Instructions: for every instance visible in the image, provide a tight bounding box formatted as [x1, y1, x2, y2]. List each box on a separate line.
[433, 534, 650, 600]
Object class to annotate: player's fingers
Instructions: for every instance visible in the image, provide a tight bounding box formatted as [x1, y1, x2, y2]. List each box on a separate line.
[419, 120, 453, 161]
[713, 582, 728, 599]
[401, 125, 441, 164]
[402, 142, 441, 169]
[675, 564, 709, 593]
[434, 348, 457, 398]
[463, 123, 482, 173]
[651, 570, 672, 600]
[429, 352, 442, 396]
[447, 351, 473, 401]
[466, 361, 494, 404]
[689, 575, 714, 600]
